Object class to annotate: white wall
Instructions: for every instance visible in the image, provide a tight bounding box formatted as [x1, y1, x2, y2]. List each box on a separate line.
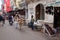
[0, 0, 2, 10]
[28, 1, 46, 20]
[28, 3, 35, 20]
[45, 13, 54, 23]
[27, 1, 54, 23]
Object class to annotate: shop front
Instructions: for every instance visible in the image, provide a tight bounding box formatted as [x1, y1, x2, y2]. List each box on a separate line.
[27, 1, 46, 23]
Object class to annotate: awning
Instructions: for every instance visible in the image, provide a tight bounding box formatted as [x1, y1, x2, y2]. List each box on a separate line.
[46, 1, 60, 6]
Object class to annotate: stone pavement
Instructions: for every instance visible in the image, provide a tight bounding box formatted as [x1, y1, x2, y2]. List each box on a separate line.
[0, 20, 60, 40]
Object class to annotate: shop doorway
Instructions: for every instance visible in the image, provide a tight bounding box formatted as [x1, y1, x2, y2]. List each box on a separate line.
[54, 7, 60, 28]
[35, 4, 44, 20]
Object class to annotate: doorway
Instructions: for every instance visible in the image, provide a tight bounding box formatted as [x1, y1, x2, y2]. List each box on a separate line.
[35, 4, 44, 20]
[54, 7, 60, 28]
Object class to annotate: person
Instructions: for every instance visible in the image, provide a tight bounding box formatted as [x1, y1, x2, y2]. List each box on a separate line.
[2, 14, 5, 25]
[0, 14, 3, 27]
[8, 15, 13, 25]
[2, 16, 5, 26]
[11, 15, 14, 23]
[2, 12, 6, 24]
[18, 18, 24, 30]
[14, 14, 19, 29]
[31, 15, 34, 30]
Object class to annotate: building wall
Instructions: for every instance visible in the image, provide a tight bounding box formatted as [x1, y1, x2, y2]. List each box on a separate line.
[27, 1, 54, 23]
[10, 0, 15, 10]
[27, 1, 46, 20]
[0, 0, 3, 10]
[16, 0, 21, 9]
[13, 0, 26, 9]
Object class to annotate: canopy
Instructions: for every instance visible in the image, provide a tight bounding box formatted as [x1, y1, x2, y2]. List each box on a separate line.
[46, 1, 60, 6]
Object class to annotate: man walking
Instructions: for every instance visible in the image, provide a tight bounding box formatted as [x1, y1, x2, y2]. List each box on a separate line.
[0, 14, 3, 27]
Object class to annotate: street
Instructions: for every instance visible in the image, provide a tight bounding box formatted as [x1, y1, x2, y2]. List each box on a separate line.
[0, 20, 60, 40]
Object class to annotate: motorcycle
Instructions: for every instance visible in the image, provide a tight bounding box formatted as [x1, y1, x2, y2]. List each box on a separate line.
[9, 20, 13, 26]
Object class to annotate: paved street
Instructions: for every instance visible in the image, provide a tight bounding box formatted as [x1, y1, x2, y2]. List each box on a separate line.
[0, 20, 60, 40]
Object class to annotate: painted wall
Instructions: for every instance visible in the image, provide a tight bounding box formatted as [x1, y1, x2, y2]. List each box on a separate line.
[16, 0, 21, 9]
[27, 1, 46, 20]
[27, 1, 54, 23]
